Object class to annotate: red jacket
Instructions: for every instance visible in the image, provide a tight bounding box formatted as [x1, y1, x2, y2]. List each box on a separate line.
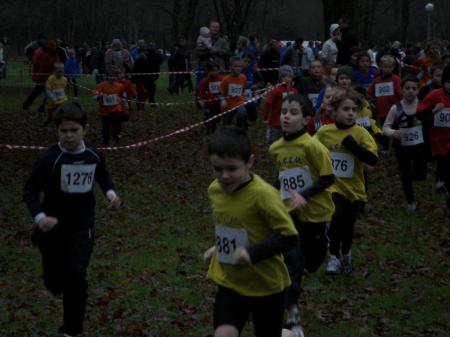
[198, 75, 223, 107]
[367, 74, 402, 119]
[417, 88, 450, 156]
[31, 48, 45, 83]
[263, 83, 297, 126]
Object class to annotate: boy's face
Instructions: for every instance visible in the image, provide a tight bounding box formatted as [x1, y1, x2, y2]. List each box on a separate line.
[358, 56, 371, 69]
[231, 60, 243, 75]
[210, 154, 253, 193]
[337, 74, 352, 89]
[208, 68, 219, 77]
[54, 67, 64, 78]
[310, 61, 322, 78]
[334, 99, 357, 125]
[281, 75, 293, 85]
[432, 69, 443, 85]
[242, 57, 252, 68]
[402, 81, 419, 101]
[57, 120, 86, 151]
[380, 62, 394, 76]
[280, 101, 306, 134]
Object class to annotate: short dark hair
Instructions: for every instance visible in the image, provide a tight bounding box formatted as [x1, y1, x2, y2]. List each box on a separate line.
[401, 75, 419, 87]
[54, 101, 88, 127]
[282, 93, 313, 117]
[229, 55, 242, 65]
[208, 126, 251, 162]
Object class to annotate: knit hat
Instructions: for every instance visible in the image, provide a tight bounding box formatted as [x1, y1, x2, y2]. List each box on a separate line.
[442, 65, 450, 84]
[279, 65, 294, 78]
[330, 23, 340, 35]
[336, 65, 354, 81]
[200, 26, 210, 37]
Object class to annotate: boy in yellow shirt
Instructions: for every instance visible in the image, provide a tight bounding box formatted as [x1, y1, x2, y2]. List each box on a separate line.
[315, 89, 378, 274]
[269, 94, 335, 333]
[204, 126, 298, 337]
[44, 62, 68, 125]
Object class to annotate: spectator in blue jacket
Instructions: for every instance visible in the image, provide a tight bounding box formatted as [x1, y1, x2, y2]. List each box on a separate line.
[64, 49, 81, 98]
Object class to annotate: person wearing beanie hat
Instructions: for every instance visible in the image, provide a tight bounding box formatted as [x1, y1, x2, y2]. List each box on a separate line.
[417, 64, 450, 213]
[263, 65, 298, 144]
[321, 24, 341, 65]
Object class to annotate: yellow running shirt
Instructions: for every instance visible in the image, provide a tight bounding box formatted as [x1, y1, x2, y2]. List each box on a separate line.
[207, 174, 297, 296]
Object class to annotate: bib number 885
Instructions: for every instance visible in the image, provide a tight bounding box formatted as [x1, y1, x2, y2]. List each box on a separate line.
[282, 175, 305, 192]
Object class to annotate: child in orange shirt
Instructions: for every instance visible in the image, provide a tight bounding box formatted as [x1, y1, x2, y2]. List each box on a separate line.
[93, 68, 126, 146]
[219, 56, 247, 128]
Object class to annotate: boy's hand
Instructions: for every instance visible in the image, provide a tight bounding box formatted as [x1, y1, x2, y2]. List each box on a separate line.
[393, 130, 402, 139]
[234, 247, 252, 264]
[203, 246, 216, 262]
[287, 190, 307, 209]
[38, 216, 58, 232]
[432, 103, 445, 113]
[107, 195, 121, 209]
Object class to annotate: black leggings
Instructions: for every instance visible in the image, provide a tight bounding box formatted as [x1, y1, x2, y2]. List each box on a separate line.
[396, 149, 427, 203]
[214, 286, 285, 337]
[329, 193, 359, 257]
[32, 226, 94, 336]
[435, 152, 450, 193]
[102, 112, 122, 146]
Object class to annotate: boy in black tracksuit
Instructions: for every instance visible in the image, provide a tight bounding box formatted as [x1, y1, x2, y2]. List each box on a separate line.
[23, 101, 121, 337]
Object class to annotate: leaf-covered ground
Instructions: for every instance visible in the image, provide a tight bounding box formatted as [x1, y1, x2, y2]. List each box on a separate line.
[0, 62, 449, 337]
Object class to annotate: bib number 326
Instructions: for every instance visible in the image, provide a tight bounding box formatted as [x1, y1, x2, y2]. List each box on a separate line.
[60, 164, 96, 193]
[330, 152, 355, 178]
[215, 225, 248, 264]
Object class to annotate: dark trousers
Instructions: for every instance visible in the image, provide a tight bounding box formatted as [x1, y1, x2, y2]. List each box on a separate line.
[329, 193, 358, 257]
[102, 112, 122, 146]
[147, 81, 156, 103]
[32, 226, 94, 336]
[23, 83, 45, 109]
[69, 79, 78, 97]
[435, 152, 450, 193]
[223, 106, 248, 129]
[396, 149, 427, 203]
[246, 105, 257, 122]
[204, 105, 221, 134]
[284, 220, 327, 308]
[214, 286, 285, 337]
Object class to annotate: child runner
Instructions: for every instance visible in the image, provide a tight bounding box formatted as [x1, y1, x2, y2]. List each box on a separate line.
[93, 67, 126, 146]
[263, 65, 298, 144]
[23, 101, 121, 337]
[354, 86, 381, 136]
[315, 90, 378, 274]
[242, 52, 264, 126]
[306, 85, 336, 135]
[64, 49, 81, 99]
[118, 72, 137, 122]
[416, 65, 450, 213]
[219, 56, 247, 128]
[382, 76, 427, 211]
[353, 51, 377, 90]
[367, 55, 403, 155]
[204, 126, 298, 337]
[269, 94, 335, 335]
[418, 64, 444, 101]
[44, 62, 68, 126]
[198, 62, 224, 134]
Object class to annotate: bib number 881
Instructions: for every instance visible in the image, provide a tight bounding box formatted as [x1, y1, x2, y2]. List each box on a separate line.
[216, 235, 237, 255]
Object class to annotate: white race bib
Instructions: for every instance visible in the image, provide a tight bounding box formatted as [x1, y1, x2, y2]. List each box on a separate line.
[433, 108, 450, 128]
[52, 88, 66, 100]
[330, 152, 355, 178]
[375, 82, 394, 97]
[228, 84, 243, 97]
[60, 164, 96, 193]
[307, 93, 319, 107]
[208, 81, 220, 94]
[215, 225, 248, 264]
[103, 94, 118, 106]
[400, 125, 424, 146]
[279, 167, 313, 200]
[356, 117, 371, 128]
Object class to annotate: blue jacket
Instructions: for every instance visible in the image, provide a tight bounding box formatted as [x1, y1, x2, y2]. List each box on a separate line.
[64, 57, 81, 80]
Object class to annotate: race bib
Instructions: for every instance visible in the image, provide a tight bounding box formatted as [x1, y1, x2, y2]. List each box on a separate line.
[375, 82, 394, 97]
[208, 81, 220, 94]
[52, 88, 66, 100]
[215, 225, 248, 264]
[228, 84, 243, 97]
[433, 108, 450, 128]
[400, 125, 424, 146]
[279, 167, 313, 200]
[60, 164, 96, 193]
[307, 93, 319, 107]
[103, 94, 118, 106]
[356, 117, 371, 128]
[330, 152, 355, 178]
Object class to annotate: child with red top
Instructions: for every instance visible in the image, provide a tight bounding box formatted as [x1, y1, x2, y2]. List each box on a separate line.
[219, 56, 247, 128]
[307, 85, 336, 135]
[93, 68, 126, 146]
[118, 73, 137, 122]
[367, 55, 402, 154]
[198, 62, 223, 134]
[416, 65, 450, 212]
[263, 65, 298, 144]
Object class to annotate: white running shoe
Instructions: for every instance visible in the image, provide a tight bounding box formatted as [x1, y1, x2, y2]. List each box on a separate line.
[326, 255, 341, 274]
[290, 324, 306, 337]
[286, 304, 300, 326]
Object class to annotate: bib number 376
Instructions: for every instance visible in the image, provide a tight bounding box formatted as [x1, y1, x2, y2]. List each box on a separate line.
[330, 152, 355, 178]
[215, 226, 248, 264]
